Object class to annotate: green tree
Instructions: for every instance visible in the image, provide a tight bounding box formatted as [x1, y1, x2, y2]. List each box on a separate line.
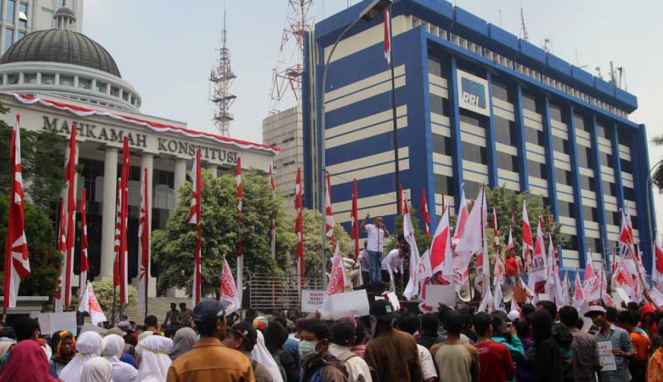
[0, 103, 65, 210]
[0, 195, 62, 298]
[152, 169, 293, 297]
[652, 135, 663, 193]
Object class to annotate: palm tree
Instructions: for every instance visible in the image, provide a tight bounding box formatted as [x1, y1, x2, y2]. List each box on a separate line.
[651, 135, 663, 192]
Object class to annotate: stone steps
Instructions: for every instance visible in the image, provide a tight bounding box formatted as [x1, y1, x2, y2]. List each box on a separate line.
[122, 297, 192, 326]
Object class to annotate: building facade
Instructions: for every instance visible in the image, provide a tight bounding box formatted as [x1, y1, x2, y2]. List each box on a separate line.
[303, 0, 655, 273]
[0, 0, 84, 55]
[262, 105, 303, 216]
[0, 8, 278, 297]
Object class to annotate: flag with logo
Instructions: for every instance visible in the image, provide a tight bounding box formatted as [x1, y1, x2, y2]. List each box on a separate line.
[220, 258, 241, 316]
[321, 245, 351, 313]
[78, 282, 107, 326]
[583, 255, 601, 302]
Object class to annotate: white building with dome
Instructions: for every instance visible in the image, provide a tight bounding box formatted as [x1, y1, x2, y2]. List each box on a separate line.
[0, 8, 279, 299]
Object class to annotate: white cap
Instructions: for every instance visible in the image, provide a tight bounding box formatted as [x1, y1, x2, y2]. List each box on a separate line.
[508, 310, 520, 322]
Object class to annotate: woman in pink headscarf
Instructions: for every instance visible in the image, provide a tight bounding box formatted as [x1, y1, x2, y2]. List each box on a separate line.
[0, 340, 57, 382]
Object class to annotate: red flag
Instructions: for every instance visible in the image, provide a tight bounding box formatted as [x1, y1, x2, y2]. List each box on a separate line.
[113, 179, 121, 289]
[430, 205, 453, 280]
[619, 209, 634, 256]
[235, 157, 244, 301]
[295, 167, 304, 284]
[420, 189, 430, 238]
[325, 173, 335, 245]
[118, 137, 130, 305]
[383, 6, 391, 64]
[63, 123, 77, 308]
[351, 178, 359, 258]
[138, 168, 149, 315]
[4, 114, 30, 309]
[79, 189, 89, 292]
[190, 149, 202, 306]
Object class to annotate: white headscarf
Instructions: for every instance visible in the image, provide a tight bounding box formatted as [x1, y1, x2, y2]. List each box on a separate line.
[81, 356, 113, 382]
[60, 331, 104, 382]
[252, 331, 284, 382]
[102, 334, 138, 382]
[136, 335, 173, 382]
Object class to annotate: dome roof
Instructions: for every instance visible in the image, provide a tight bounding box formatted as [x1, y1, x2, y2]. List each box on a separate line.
[0, 29, 121, 77]
[54, 6, 75, 17]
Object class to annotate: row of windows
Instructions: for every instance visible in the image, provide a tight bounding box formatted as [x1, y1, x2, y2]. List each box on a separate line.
[4, 27, 24, 51]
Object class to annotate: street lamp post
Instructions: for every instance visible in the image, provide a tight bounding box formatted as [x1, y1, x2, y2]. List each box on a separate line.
[318, 0, 392, 288]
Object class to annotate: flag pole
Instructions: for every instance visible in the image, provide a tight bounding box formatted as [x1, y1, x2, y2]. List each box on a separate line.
[387, 7, 401, 215]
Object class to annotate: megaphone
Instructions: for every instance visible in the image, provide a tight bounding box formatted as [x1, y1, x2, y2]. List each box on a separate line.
[458, 284, 472, 302]
[503, 285, 514, 303]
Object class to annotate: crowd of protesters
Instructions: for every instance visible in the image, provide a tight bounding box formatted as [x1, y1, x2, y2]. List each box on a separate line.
[4, 296, 663, 382]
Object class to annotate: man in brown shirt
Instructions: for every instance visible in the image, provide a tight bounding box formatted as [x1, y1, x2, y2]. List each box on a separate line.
[166, 299, 255, 382]
[364, 300, 422, 382]
[559, 306, 600, 382]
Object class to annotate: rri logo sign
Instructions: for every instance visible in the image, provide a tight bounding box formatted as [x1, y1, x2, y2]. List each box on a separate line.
[456, 69, 490, 117]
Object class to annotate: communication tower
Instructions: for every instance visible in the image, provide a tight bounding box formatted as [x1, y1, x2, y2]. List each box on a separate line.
[210, 7, 236, 137]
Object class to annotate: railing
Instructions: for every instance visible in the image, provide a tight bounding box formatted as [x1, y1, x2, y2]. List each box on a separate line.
[247, 273, 324, 311]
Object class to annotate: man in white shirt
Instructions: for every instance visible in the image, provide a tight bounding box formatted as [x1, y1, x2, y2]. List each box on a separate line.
[361, 214, 390, 284]
[330, 318, 373, 382]
[381, 245, 407, 294]
[357, 242, 370, 285]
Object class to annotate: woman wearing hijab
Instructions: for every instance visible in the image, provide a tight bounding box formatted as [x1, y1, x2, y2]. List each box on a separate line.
[168, 327, 196, 360]
[136, 334, 173, 382]
[59, 331, 104, 382]
[49, 330, 76, 377]
[528, 310, 562, 382]
[252, 330, 285, 382]
[81, 357, 113, 382]
[0, 339, 57, 382]
[102, 334, 138, 382]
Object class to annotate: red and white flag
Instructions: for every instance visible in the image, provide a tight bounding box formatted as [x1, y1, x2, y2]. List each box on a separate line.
[190, 149, 202, 306]
[383, 6, 391, 64]
[572, 268, 585, 309]
[612, 256, 635, 297]
[403, 200, 422, 299]
[63, 124, 77, 309]
[113, 179, 121, 291]
[492, 205, 499, 246]
[522, 200, 533, 272]
[527, 219, 547, 291]
[455, 186, 489, 294]
[653, 235, 663, 291]
[619, 209, 635, 257]
[507, 227, 514, 251]
[4, 114, 30, 310]
[493, 256, 505, 287]
[430, 205, 452, 278]
[220, 258, 241, 316]
[545, 234, 563, 305]
[269, 165, 276, 259]
[79, 189, 89, 295]
[55, 199, 67, 312]
[351, 178, 359, 259]
[321, 245, 351, 314]
[138, 168, 149, 315]
[583, 254, 601, 302]
[235, 157, 244, 302]
[420, 189, 430, 238]
[118, 137, 130, 306]
[325, 172, 335, 245]
[78, 282, 106, 326]
[452, 185, 469, 246]
[295, 168, 304, 285]
[561, 271, 570, 307]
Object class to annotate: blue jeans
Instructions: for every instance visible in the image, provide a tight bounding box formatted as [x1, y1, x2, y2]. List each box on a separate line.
[368, 251, 382, 283]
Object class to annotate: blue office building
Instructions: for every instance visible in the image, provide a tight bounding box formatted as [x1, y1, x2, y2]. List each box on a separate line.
[302, 0, 656, 272]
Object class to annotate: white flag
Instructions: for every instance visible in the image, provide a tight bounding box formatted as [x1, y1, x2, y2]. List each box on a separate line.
[78, 282, 107, 326]
[478, 287, 493, 313]
[494, 284, 505, 312]
[403, 201, 421, 300]
[220, 258, 242, 316]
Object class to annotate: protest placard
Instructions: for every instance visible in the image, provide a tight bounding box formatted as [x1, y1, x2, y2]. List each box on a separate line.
[331, 290, 370, 318]
[36, 312, 77, 335]
[301, 290, 325, 313]
[424, 284, 457, 307]
[598, 341, 617, 371]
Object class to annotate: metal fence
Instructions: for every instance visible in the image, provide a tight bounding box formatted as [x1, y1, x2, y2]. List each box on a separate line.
[248, 273, 323, 311]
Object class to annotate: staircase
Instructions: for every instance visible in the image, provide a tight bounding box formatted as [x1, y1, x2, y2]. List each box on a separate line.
[122, 297, 193, 325]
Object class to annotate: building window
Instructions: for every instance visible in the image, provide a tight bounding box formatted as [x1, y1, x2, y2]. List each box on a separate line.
[461, 142, 487, 164]
[96, 81, 107, 93]
[600, 152, 613, 168]
[23, 72, 36, 83]
[4, 28, 13, 51]
[459, 110, 486, 128]
[6, 1, 15, 23]
[18, 3, 27, 28]
[587, 238, 602, 254]
[623, 186, 635, 201]
[494, 116, 516, 146]
[580, 175, 595, 192]
[555, 168, 572, 186]
[553, 136, 570, 154]
[464, 181, 482, 200]
[549, 103, 563, 122]
[430, 94, 448, 116]
[42, 73, 55, 84]
[607, 211, 619, 226]
[525, 127, 544, 146]
[583, 206, 599, 222]
[577, 146, 593, 168]
[561, 234, 578, 250]
[558, 201, 576, 219]
[428, 55, 443, 77]
[597, 123, 608, 139]
[527, 160, 546, 179]
[435, 174, 453, 196]
[78, 78, 91, 89]
[602, 181, 616, 196]
[497, 152, 518, 172]
[573, 113, 587, 131]
[620, 158, 632, 173]
[522, 92, 537, 112]
[491, 81, 510, 102]
[631, 215, 638, 230]
[17, 30, 24, 40]
[433, 134, 451, 156]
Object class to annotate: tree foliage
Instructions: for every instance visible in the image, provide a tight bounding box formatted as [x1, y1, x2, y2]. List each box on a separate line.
[0, 196, 62, 298]
[152, 169, 295, 297]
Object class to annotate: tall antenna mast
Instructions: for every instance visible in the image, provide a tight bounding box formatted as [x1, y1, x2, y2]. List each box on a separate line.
[269, 0, 314, 112]
[210, 5, 237, 136]
[519, 8, 529, 41]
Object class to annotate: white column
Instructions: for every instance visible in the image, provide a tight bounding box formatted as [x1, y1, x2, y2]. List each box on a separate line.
[168, 158, 190, 298]
[206, 164, 218, 179]
[133, 154, 157, 297]
[98, 147, 118, 281]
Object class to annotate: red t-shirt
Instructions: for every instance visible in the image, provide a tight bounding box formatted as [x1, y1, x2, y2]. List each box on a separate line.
[506, 257, 519, 277]
[474, 341, 515, 382]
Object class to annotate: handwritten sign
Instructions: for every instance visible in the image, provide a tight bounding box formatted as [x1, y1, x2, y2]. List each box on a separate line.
[301, 290, 325, 313]
[598, 341, 616, 371]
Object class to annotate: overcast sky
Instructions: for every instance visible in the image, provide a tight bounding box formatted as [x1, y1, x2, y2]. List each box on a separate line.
[83, 0, 663, 231]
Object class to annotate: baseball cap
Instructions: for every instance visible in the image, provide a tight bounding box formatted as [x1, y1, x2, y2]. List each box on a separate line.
[583, 305, 606, 317]
[369, 299, 397, 321]
[229, 321, 258, 346]
[507, 310, 520, 322]
[192, 299, 228, 324]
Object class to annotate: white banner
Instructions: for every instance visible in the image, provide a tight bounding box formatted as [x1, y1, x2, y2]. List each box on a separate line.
[301, 290, 325, 313]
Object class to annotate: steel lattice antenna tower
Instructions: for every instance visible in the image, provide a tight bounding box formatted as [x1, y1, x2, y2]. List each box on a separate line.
[269, 0, 314, 112]
[210, 7, 236, 136]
